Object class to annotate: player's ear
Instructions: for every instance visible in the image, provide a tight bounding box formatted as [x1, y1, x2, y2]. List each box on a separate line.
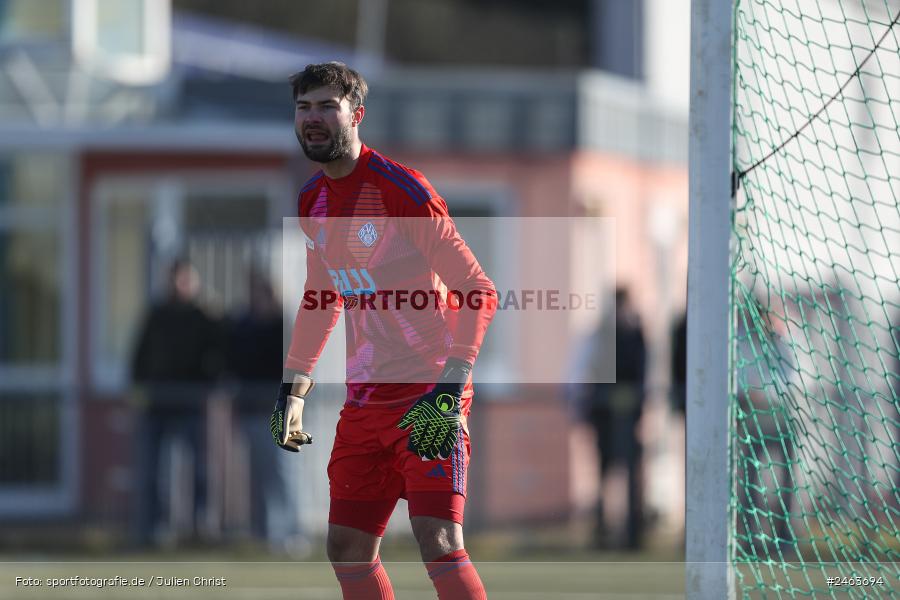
[352, 105, 365, 127]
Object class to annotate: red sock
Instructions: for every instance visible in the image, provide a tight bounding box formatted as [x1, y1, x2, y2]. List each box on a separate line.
[332, 556, 395, 600]
[426, 549, 487, 600]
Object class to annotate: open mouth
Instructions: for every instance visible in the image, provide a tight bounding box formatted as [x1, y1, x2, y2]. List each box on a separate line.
[305, 129, 330, 143]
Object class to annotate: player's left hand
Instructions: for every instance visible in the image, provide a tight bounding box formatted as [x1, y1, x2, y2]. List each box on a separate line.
[398, 358, 472, 460]
[270, 373, 315, 452]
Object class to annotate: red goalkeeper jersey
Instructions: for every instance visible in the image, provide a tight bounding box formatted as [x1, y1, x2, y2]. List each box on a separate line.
[285, 145, 496, 407]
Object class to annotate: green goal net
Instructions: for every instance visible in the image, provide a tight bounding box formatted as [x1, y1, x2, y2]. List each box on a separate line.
[731, 0, 900, 596]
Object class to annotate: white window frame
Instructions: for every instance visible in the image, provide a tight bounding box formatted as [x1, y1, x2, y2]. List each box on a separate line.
[90, 170, 289, 393]
[71, 0, 171, 85]
[0, 154, 79, 517]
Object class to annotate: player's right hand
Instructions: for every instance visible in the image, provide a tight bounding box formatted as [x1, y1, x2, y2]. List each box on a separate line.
[397, 357, 472, 460]
[270, 373, 315, 452]
[397, 388, 462, 460]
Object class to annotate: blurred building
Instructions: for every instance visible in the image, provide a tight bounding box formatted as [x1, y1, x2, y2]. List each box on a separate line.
[0, 0, 688, 543]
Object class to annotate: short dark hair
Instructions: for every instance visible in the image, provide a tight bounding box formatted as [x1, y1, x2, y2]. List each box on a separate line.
[289, 62, 368, 110]
[168, 256, 194, 280]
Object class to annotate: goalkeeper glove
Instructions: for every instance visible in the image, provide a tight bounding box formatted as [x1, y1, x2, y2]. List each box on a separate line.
[270, 372, 315, 452]
[398, 357, 472, 460]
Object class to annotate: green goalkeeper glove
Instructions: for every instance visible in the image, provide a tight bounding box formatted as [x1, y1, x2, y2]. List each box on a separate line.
[270, 372, 315, 452]
[398, 358, 472, 460]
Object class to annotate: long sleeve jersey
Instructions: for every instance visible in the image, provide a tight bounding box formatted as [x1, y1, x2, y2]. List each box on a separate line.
[285, 144, 497, 407]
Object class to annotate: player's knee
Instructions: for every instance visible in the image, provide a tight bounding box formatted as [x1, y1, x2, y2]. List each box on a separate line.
[325, 534, 351, 563]
[326, 524, 380, 564]
[411, 516, 463, 562]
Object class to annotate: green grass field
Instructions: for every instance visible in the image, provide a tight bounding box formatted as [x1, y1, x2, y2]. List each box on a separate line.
[0, 517, 693, 598]
[1, 528, 689, 600]
[4, 550, 895, 598]
[1, 557, 687, 599]
[5, 524, 889, 598]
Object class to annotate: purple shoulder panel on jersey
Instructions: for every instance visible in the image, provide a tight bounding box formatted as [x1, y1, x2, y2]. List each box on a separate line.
[300, 170, 324, 194]
[367, 153, 432, 206]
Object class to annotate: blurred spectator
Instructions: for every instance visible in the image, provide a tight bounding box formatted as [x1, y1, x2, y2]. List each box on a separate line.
[671, 311, 687, 415]
[892, 316, 900, 398]
[891, 315, 900, 498]
[578, 287, 647, 550]
[131, 258, 223, 547]
[225, 269, 308, 556]
[733, 295, 797, 557]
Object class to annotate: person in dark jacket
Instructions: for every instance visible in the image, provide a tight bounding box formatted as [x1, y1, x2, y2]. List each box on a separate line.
[671, 311, 687, 414]
[225, 269, 308, 556]
[581, 287, 647, 550]
[131, 258, 222, 546]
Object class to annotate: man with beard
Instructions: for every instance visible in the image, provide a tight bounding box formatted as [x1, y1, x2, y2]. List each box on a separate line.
[271, 62, 496, 600]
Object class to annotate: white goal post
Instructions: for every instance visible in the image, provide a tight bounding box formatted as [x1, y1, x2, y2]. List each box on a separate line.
[686, 0, 734, 598]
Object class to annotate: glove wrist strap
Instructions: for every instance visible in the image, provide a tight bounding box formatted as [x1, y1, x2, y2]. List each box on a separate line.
[436, 357, 472, 397]
[281, 370, 314, 398]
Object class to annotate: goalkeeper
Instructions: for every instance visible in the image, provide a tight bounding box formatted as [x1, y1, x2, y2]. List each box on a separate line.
[272, 62, 496, 600]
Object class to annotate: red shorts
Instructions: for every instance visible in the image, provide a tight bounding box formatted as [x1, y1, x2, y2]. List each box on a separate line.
[327, 399, 471, 537]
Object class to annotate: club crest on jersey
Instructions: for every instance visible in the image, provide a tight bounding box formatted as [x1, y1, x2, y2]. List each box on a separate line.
[358, 222, 378, 247]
